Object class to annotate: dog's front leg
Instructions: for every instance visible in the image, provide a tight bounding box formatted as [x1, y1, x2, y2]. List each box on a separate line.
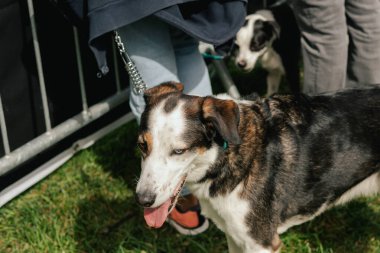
[226, 234, 243, 253]
[266, 68, 283, 96]
[227, 235, 280, 253]
[262, 49, 285, 96]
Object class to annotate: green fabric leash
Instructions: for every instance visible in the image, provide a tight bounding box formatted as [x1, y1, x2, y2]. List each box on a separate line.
[202, 53, 224, 60]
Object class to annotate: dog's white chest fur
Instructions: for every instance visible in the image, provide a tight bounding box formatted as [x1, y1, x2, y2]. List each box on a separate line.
[189, 183, 273, 253]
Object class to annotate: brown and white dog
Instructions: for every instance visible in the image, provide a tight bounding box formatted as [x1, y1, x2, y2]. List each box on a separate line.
[135, 82, 380, 253]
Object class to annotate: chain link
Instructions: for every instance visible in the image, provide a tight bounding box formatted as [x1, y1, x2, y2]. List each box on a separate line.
[113, 30, 147, 94]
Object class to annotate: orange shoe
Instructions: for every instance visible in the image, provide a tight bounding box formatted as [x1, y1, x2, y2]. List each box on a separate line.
[166, 195, 209, 235]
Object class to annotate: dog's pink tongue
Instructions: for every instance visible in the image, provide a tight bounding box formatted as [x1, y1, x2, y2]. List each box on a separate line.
[143, 199, 171, 228]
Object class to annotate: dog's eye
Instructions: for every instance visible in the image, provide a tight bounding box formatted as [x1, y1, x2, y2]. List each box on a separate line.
[172, 149, 186, 155]
[250, 43, 262, 51]
[137, 142, 147, 153]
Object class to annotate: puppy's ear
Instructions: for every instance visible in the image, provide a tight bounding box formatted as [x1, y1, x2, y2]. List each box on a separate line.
[144, 82, 184, 104]
[267, 21, 280, 39]
[202, 97, 241, 145]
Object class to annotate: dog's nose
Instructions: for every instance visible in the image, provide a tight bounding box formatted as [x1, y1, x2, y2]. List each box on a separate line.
[237, 60, 247, 68]
[136, 191, 156, 207]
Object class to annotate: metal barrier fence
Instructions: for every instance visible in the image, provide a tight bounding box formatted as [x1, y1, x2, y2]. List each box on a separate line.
[0, 0, 134, 207]
[0, 0, 246, 208]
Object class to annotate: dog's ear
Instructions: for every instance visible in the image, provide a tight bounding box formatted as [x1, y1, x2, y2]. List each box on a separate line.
[266, 21, 280, 39]
[202, 97, 241, 145]
[144, 82, 184, 104]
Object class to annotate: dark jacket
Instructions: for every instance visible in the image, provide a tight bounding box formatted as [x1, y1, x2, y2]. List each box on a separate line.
[60, 0, 247, 75]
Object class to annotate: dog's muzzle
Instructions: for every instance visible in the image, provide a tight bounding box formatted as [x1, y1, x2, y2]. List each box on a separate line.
[139, 175, 187, 229]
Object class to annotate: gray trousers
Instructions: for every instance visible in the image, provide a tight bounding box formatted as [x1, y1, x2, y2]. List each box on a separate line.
[118, 16, 211, 123]
[290, 0, 380, 94]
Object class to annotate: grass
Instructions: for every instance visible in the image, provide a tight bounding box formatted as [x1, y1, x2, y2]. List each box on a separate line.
[0, 63, 379, 253]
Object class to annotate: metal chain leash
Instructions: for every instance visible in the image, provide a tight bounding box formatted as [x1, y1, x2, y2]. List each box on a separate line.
[113, 30, 147, 94]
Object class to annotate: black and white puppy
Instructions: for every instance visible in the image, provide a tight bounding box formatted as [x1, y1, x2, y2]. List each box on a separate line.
[136, 82, 380, 253]
[234, 10, 284, 96]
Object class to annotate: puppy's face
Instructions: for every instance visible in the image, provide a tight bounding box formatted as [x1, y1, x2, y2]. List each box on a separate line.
[135, 82, 241, 228]
[233, 14, 280, 72]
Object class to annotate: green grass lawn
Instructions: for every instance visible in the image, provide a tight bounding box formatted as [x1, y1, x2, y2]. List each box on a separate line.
[0, 120, 379, 253]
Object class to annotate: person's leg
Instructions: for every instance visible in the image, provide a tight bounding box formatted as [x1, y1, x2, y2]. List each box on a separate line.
[345, 0, 380, 88]
[118, 16, 179, 123]
[290, 0, 348, 94]
[170, 28, 213, 96]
